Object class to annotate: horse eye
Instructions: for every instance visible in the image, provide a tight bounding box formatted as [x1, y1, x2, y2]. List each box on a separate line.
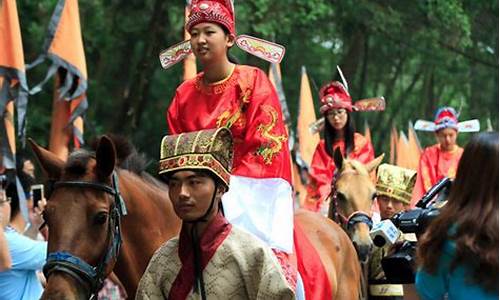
[336, 192, 347, 202]
[372, 193, 378, 201]
[94, 212, 108, 225]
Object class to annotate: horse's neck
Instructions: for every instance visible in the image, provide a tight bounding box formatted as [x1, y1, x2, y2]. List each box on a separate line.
[114, 170, 181, 296]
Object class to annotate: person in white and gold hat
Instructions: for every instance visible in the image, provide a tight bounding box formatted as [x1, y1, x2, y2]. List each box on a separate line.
[369, 164, 417, 300]
[136, 128, 294, 300]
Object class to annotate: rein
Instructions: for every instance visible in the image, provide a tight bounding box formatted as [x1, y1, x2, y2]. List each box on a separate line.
[43, 172, 128, 299]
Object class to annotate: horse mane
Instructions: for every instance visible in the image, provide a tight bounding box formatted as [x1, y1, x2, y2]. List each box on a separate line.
[62, 135, 168, 190]
[65, 149, 95, 176]
[89, 134, 149, 175]
[339, 159, 369, 176]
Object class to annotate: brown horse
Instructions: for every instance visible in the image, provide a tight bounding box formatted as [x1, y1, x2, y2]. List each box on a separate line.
[295, 209, 362, 299]
[329, 148, 384, 261]
[328, 148, 384, 299]
[31, 136, 181, 299]
[32, 136, 362, 299]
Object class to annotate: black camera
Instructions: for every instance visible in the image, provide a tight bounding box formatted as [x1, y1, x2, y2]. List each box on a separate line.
[0, 174, 7, 190]
[381, 177, 452, 284]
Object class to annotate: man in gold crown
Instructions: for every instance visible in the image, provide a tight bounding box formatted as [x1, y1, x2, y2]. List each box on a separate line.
[136, 128, 294, 300]
[369, 164, 417, 300]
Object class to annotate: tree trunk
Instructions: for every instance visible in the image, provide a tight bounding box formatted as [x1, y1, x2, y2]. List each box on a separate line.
[112, 0, 170, 134]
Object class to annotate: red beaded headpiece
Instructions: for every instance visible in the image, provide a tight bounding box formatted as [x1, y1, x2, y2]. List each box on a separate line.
[186, 0, 235, 35]
[319, 81, 353, 113]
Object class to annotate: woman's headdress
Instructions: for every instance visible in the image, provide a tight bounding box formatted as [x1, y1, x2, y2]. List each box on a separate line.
[414, 106, 480, 133]
[310, 66, 385, 134]
[159, 0, 285, 69]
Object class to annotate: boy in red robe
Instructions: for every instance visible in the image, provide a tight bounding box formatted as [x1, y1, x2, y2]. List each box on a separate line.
[411, 107, 480, 206]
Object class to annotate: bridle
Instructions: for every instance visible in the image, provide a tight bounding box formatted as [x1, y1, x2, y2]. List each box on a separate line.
[43, 172, 128, 299]
[329, 170, 373, 232]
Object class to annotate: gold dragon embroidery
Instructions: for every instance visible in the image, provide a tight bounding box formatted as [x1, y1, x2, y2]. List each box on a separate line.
[216, 87, 251, 129]
[256, 105, 287, 165]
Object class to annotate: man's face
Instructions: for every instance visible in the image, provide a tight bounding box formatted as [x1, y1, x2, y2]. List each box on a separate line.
[0, 189, 11, 227]
[377, 195, 406, 220]
[435, 128, 458, 151]
[167, 170, 221, 221]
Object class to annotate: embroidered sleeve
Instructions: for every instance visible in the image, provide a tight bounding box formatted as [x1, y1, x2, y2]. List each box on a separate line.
[238, 68, 289, 166]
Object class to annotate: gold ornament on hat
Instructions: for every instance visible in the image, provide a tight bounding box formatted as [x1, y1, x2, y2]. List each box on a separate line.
[159, 128, 233, 188]
[376, 164, 417, 205]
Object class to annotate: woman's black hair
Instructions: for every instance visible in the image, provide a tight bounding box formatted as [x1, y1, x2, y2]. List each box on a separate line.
[324, 112, 355, 158]
[220, 25, 240, 64]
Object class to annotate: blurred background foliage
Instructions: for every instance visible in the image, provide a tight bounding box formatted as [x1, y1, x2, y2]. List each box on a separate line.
[17, 0, 498, 171]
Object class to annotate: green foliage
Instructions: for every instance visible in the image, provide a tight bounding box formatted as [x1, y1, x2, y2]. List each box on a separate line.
[15, 0, 498, 170]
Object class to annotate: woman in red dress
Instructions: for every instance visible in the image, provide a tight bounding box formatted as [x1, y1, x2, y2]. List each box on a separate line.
[304, 80, 384, 212]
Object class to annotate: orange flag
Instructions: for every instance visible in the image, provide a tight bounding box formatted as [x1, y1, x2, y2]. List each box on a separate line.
[30, 0, 88, 160]
[364, 120, 372, 145]
[0, 0, 29, 168]
[0, 0, 30, 220]
[406, 122, 422, 170]
[183, 3, 197, 81]
[389, 125, 398, 164]
[297, 66, 319, 167]
[396, 130, 412, 169]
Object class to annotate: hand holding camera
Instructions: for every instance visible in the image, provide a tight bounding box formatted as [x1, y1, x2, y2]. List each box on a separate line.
[29, 184, 46, 229]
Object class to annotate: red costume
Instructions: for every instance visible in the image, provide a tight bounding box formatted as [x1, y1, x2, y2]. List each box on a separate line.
[411, 107, 479, 206]
[304, 78, 383, 212]
[305, 134, 375, 211]
[164, 7, 295, 292]
[167, 65, 291, 183]
[411, 144, 463, 206]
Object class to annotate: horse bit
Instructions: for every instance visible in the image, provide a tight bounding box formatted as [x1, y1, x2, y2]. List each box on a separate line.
[43, 172, 128, 299]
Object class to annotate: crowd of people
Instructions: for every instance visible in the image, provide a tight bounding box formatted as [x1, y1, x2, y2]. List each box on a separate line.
[0, 0, 498, 299]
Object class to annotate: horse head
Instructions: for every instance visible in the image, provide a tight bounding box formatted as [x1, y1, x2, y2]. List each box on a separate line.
[329, 147, 384, 263]
[31, 136, 124, 300]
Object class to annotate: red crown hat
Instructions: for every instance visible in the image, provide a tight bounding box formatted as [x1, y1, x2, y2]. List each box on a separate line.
[414, 106, 480, 133]
[319, 81, 353, 113]
[159, 0, 285, 69]
[186, 0, 235, 35]
[434, 107, 459, 131]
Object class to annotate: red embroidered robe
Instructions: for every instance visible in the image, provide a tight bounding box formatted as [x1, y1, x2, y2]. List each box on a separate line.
[304, 133, 375, 212]
[166, 65, 291, 183]
[411, 144, 463, 207]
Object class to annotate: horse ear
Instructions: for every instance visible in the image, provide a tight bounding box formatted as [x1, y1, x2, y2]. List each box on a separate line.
[28, 138, 64, 180]
[365, 153, 385, 173]
[96, 136, 116, 180]
[333, 147, 344, 170]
